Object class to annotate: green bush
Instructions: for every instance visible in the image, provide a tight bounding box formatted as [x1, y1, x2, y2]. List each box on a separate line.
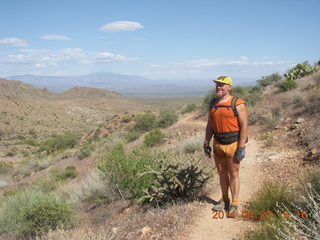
[39, 133, 80, 153]
[181, 103, 198, 114]
[257, 73, 282, 87]
[0, 189, 74, 238]
[144, 128, 165, 147]
[125, 128, 141, 142]
[133, 112, 157, 132]
[121, 114, 133, 123]
[97, 144, 160, 199]
[158, 109, 179, 128]
[247, 182, 291, 221]
[277, 79, 298, 92]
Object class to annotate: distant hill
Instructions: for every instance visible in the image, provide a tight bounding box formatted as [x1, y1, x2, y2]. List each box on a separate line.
[6, 72, 212, 96]
[0, 78, 149, 139]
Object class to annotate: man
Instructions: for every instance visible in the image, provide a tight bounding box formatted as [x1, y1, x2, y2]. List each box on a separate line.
[204, 76, 248, 218]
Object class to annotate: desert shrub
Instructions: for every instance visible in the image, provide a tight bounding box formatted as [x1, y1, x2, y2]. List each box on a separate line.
[247, 181, 291, 221]
[271, 106, 282, 120]
[140, 159, 210, 206]
[305, 91, 320, 115]
[56, 170, 112, 203]
[39, 133, 80, 153]
[77, 143, 95, 160]
[133, 112, 157, 132]
[291, 95, 306, 108]
[144, 128, 165, 147]
[181, 103, 198, 114]
[300, 168, 320, 196]
[0, 162, 13, 174]
[0, 189, 74, 238]
[121, 114, 132, 123]
[273, 184, 320, 240]
[262, 116, 278, 132]
[261, 133, 273, 147]
[15, 138, 38, 146]
[277, 79, 298, 92]
[5, 152, 15, 157]
[245, 220, 281, 240]
[125, 128, 141, 142]
[51, 165, 77, 182]
[77, 148, 91, 160]
[34, 176, 59, 193]
[179, 134, 203, 154]
[257, 73, 282, 87]
[97, 144, 160, 199]
[158, 109, 179, 128]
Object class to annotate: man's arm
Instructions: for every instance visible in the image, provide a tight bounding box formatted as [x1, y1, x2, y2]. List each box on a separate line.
[205, 110, 214, 143]
[236, 103, 248, 148]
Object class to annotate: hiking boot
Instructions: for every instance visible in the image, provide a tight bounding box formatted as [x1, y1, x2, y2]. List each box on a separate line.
[227, 204, 238, 218]
[211, 199, 230, 211]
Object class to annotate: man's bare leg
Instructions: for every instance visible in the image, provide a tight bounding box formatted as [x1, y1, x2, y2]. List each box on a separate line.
[227, 157, 240, 202]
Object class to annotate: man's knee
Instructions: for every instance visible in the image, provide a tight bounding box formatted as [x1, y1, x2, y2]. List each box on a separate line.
[217, 167, 228, 176]
[228, 167, 239, 178]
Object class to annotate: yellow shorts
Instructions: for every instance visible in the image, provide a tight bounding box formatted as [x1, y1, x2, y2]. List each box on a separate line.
[213, 140, 238, 159]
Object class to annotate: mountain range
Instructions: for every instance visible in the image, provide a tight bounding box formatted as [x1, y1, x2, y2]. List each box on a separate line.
[6, 72, 212, 96]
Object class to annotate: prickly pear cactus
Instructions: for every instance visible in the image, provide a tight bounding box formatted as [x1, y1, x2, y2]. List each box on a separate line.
[284, 61, 316, 80]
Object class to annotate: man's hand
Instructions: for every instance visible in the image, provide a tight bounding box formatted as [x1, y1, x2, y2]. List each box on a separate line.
[235, 147, 245, 162]
[203, 140, 212, 158]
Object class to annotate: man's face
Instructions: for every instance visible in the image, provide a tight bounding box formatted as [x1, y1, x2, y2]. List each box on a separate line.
[215, 82, 232, 97]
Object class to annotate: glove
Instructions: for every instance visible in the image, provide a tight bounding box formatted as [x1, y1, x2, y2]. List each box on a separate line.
[203, 141, 212, 158]
[235, 147, 245, 162]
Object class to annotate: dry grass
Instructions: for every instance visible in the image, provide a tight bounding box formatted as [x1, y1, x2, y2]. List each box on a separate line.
[55, 169, 114, 203]
[36, 226, 121, 240]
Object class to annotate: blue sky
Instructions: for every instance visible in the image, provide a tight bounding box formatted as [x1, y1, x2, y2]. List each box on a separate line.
[1, 0, 319, 83]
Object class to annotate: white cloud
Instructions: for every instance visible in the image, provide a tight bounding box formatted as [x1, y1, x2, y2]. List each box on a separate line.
[144, 58, 294, 80]
[94, 52, 137, 63]
[41, 35, 71, 40]
[240, 56, 248, 61]
[100, 21, 144, 32]
[0, 38, 27, 47]
[1, 48, 137, 68]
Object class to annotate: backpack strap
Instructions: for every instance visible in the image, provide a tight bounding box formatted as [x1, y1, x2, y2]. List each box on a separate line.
[210, 96, 239, 117]
[231, 96, 239, 117]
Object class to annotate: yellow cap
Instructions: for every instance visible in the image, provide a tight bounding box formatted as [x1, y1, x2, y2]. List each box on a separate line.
[213, 76, 233, 86]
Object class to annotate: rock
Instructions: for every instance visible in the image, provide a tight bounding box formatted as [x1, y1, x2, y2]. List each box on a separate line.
[296, 118, 305, 124]
[310, 148, 317, 155]
[283, 117, 291, 123]
[268, 154, 281, 161]
[141, 226, 151, 235]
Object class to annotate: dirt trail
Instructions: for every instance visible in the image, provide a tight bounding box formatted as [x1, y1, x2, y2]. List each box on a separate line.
[186, 138, 261, 240]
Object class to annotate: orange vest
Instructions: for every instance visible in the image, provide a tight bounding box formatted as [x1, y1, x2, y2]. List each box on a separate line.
[211, 96, 246, 133]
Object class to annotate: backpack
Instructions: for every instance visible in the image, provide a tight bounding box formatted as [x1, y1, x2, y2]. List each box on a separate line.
[209, 96, 239, 117]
